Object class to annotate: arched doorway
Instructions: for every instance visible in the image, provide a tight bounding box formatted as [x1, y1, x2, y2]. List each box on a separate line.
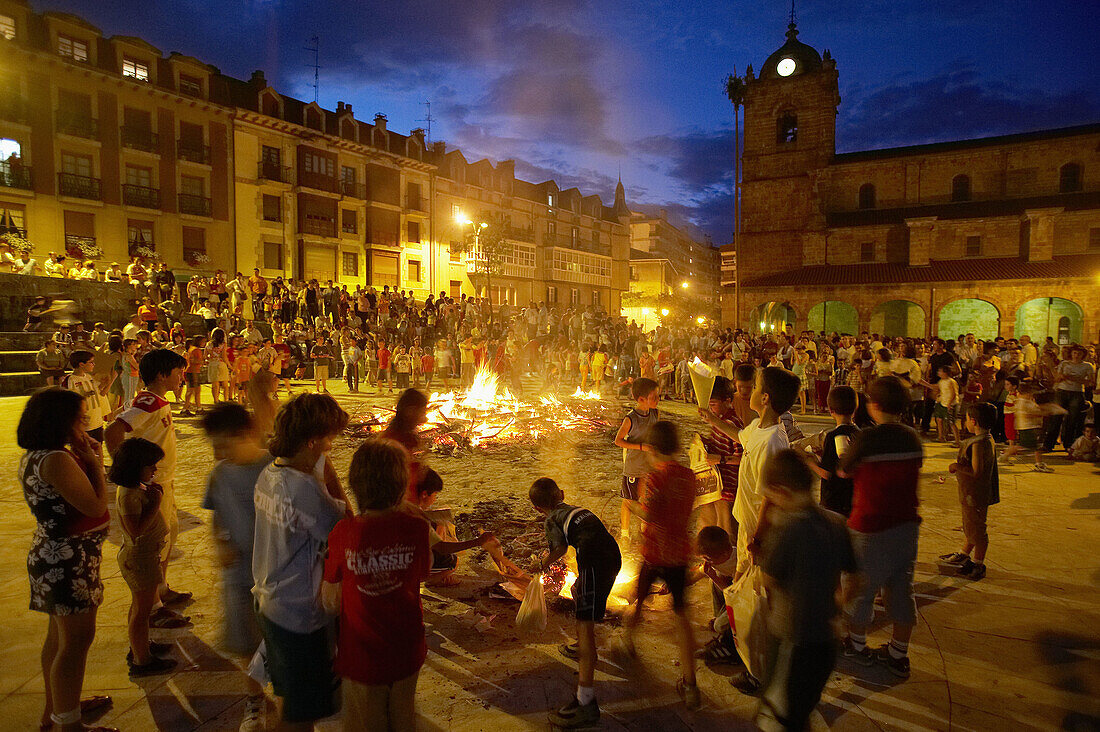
[807, 301, 858, 335]
[871, 300, 926, 338]
[1014, 297, 1083, 344]
[938, 299, 999, 340]
[748, 301, 796, 335]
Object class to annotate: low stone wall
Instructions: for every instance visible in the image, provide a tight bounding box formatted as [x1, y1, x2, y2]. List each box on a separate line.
[0, 272, 141, 332]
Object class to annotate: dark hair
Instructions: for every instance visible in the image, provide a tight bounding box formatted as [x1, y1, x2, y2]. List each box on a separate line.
[711, 375, 734, 402]
[395, 388, 429, 415]
[17, 388, 85, 450]
[631, 377, 658, 400]
[763, 448, 814, 494]
[348, 438, 408, 511]
[68, 349, 94, 369]
[269, 393, 349, 458]
[529, 477, 563, 509]
[760, 366, 801, 414]
[107, 437, 165, 488]
[965, 402, 997, 430]
[415, 467, 443, 498]
[827, 385, 858, 416]
[138, 348, 187, 386]
[734, 363, 755, 382]
[866, 375, 909, 415]
[200, 402, 254, 436]
[696, 525, 731, 554]
[877, 348, 893, 362]
[643, 419, 680, 456]
[107, 334, 124, 353]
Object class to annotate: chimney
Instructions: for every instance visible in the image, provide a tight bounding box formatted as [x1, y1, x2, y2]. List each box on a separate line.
[345, 103, 352, 114]
[336, 101, 345, 112]
[659, 208, 668, 220]
[373, 113, 387, 133]
[249, 70, 266, 87]
[432, 141, 446, 155]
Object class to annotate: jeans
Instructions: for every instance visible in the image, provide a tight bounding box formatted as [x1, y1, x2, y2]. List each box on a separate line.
[1046, 389, 1086, 450]
[344, 362, 359, 391]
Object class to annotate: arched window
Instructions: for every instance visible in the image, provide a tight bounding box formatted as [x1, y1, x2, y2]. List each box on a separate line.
[305, 107, 323, 131]
[1059, 163, 1081, 193]
[776, 112, 798, 144]
[951, 174, 970, 202]
[858, 183, 876, 209]
[1057, 316, 1071, 345]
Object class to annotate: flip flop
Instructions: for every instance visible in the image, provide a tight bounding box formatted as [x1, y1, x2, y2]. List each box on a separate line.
[39, 697, 115, 730]
[160, 588, 193, 606]
[149, 607, 192, 629]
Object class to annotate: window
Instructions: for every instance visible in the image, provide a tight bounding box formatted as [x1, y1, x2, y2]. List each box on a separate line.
[261, 92, 281, 118]
[629, 266, 637, 280]
[122, 58, 149, 82]
[178, 74, 202, 97]
[1089, 228, 1100, 250]
[0, 14, 15, 40]
[57, 35, 88, 62]
[61, 152, 93, 178]
[306, 107, 323, 131]
[570, 288, 578, 305]
[951, 174, 971, 202]
[262, 194, 281, 222]
[965, 235, 982, 257]
[547, 285, 557, 303]
[451, 203, 461, 220]
[0, 203, 26, 236]
[125, 165, 151, 188]
[302, 150, 334, 177]
[407, 220, 420, 243]
[860, 241, 875, 262]
[1057, 316, 1071, 345]
[1059, 163, 1081, 193]
[180, 175, 204, 197]
[262, 145, 281, 166]
[571, 227, 578, 246]
[449, 241, 462, 262]
[127, 220, 154, 252]
[591, 291, 600, 306]
[450, 280, 462, 298]
[408, 260, 421, 282]
[858, 183, 876, 209]
[264, 241, 283, 270]
[342, 252, 359, 277]
[182, 226, 206, 259]
[777, 112, 797, 143]
[341, 209, 357, 234]
[547, 221, 556, 236]
[341, 165, 356, 183]
[547, 192, 555, 208]
[406, 181, 421, 209]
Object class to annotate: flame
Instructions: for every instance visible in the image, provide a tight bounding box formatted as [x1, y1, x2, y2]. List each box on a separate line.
[570, 387, 601, 400]
[558, 564, 637, 610]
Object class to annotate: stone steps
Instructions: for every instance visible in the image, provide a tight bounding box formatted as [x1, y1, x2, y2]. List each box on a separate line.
[0, 371, 44, 397]
[1, 350, 39, 373]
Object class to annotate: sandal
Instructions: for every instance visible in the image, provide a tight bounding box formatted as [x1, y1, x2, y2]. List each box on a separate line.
[160, 588, 193, 606]
[558, 641, 579, 660]
[149, 607, 192, 629]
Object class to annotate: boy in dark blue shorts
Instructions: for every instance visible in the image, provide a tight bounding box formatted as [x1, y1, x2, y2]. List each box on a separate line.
[531, 477, 622, 729]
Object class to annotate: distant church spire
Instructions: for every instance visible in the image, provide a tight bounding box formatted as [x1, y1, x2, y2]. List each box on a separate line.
[613, 174, 629, 217]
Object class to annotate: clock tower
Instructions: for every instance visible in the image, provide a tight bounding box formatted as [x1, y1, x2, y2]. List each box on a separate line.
[739, 20, 840, 277]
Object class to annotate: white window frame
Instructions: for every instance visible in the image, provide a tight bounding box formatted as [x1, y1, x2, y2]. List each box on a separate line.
[0, 14, 15, 40]
[122, 57, 150, 82]
[58, 35, 88, 62]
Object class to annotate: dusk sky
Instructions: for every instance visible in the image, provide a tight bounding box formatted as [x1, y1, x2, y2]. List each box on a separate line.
[46, 1, 1100, 244]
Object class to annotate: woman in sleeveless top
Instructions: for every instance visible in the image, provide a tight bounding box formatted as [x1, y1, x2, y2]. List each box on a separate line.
[206, 327, 230, 403]
[19, 388, 115, 732]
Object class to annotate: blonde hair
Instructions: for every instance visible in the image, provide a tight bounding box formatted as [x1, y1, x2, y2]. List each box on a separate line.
[268, 393, 348, 458]
[348, 438, 409, 510]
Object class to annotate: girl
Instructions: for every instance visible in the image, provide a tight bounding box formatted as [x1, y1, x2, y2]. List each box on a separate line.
[118, 338, 141, 408]
[110, 438, 178, 677]
[206, 328, 230, 403]
[814, 346, 835, 413]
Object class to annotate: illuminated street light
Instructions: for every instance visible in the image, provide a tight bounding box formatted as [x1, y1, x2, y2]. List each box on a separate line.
[696, 316, 705, 325]
[641, 307, 650, 315]
[759, 321, 766, 330]
[680, 281, 689, 289]
[661, 308, 670, 317]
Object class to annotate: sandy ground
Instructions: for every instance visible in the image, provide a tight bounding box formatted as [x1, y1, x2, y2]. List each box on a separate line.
[0, 378, 1098, 731]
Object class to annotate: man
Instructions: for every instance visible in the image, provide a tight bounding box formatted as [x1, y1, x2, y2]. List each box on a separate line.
[155, 262, 176, 302]
[122, 313, 144, 341]
[249, 268, 268, 320]
[159, 291, 184, 325]
[955, 334, 979, 375]
[43, 252, 64, 277]
[1018, 335, 1038, 371]
[244, 320, 264, 346]
[104, 261, 124, 283]
[14, 250, 37, 275]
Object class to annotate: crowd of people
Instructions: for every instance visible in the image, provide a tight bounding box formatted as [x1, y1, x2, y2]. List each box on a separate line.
[15, 273, 1100, 731]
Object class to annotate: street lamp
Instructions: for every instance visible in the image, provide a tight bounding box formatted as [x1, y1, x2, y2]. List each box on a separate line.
[696, 316, 705, 325]
[661, 308, 669, 317]
[680, 281, 689, 289]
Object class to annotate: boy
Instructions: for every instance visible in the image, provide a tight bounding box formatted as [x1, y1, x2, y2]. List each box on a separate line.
[63, 350, 107, 444]
[530, 477, 622, 728]
[756, 449, 858, 731]
[700, 376, 742, 535]
[200, 404, 275, 731]
[613, 377, 659, 543]
[811, 385, 860, 517]
[624, 420, 701, 710]
[393, 345, 412, 389]
[36, 339, 67, 385]
[934, 365, 961, 446]
[377, 340, 393, 393]
[1001, 382, 1049, 471]
[1068, 424, 1100, 462]
[182, 335, 206, 416]
[321, 438, 432, 732]
[691, 526, 739, 664]
[311, 338, 331, 393]
[839, 376, 923, 679]
[420, 347, 435, 390]
[943, 403, 997, 581]
[105, 348, 191, 613]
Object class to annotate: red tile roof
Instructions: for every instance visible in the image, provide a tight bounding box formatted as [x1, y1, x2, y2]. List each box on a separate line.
[741, 253, 1100, 288]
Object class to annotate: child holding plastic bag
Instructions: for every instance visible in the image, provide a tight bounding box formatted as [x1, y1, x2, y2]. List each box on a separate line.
[528, 477, 622, 729]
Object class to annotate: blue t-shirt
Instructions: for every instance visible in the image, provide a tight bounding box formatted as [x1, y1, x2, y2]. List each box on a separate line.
[201, 451, 275, 586]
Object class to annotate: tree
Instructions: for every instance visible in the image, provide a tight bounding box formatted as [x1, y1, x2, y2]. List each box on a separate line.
[452, 212, 510, 323]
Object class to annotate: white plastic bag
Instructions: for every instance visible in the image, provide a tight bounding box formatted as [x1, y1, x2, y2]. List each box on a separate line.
[725, 565, 769, 679]
[247, 640, 270, 685]
[515, 573, 548, 632]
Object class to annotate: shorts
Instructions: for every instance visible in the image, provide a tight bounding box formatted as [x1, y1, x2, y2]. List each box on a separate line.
[257, 612, 338, 723]
[847, 521, 918, 627]
[118, 543, 164, 591]
[221, 574, 262, 656]
[159, 482, 178, 561]
[378, 368, 390, 381]
[636, 562, 688, 611]
[342, 672, 419, 726]
[933, 403, 956, 421]
[315, 364, 329, 381]
[757, 636, 837, 732]
[620, 476, 642, 501]
[959, 496, 989, 548]
[41, 369, 65, 381]
[573, 547, 622, 622]
[185, 372, 201, 388]
[1017, 427, 1039, 449]
[1004, 413, 1017, 442]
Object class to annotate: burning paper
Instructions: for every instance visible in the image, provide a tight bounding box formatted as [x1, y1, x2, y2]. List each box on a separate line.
[689, 357, 716, 407]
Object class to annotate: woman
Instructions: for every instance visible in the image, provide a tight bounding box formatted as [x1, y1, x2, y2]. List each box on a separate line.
[1048, 345, 1095, 450]
[814, 345, 835, 413]
[206, 327, 230, 403]
[19, 389, 117, 732]
[792, 345, 811, 414]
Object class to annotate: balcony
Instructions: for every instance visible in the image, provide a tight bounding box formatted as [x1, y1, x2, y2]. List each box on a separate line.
[55, 111, 99, 140]
[0, 97, 28, 125]
[1, 226, 27, 239]
[122, 183, 160, 209]
[366, 230, 399, 248]
[339, 180, 366, 199]
[0, 162, 32, 190]
[404, 197, 426, 213]
[120, 127, 159, 153]
[505, 225, 534, 243]
[58, 172, 101, 200]
[301, 217, 336, 238]
[64, 234, 96, 257]
[177, 141, 210, 165]
[298, 171, 338, 194]
[178, 193, 211, 216]
[257, 161, 293, 184]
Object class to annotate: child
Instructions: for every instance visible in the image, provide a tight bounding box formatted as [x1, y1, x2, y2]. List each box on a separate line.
[839, 376, 923, 679]
[36, 339, 67, 386]
[410, 468, 499, 586]
[1002, 376, 1020, 455]
[111, 437, 178, 677]
[811, 385, 859, 517]
[691, 526, 739, 664]
[420, 347, 435, 390]
[321, 438, 431, 732]
[531, 477, 622, 728]
[63, 350, 106, 443]
[624, 420, 700, 709]
[253, 393, 351, 730]
[1002, 382, 1049, 471]
[961, 370, 983, 410]
[378, 340, 393, 393]
[943, 403, 997, 581]
[311, 338, 331, 393]
[934, 365, 961, 446]
[459, 337, 474, 387]
[1068, 424, 1100, 462]
[182, 335, 206, 416]
[393, 345, 412, 389]
[700, 376, 742, 536]
[613, 377, 659, 542]
[105, 348, 191, 615]
[200, 403, 275, 730]
[233, 343, 255, 403]
[756, 449, 858, 731]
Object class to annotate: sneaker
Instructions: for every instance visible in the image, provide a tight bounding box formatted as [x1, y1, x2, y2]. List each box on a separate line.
[558, 642, 579, 660]
[126, 642, 174, 664]
[701, 635, 741, 665]
[677, 678, 702, 710]
[729, 670, 761, 696]
[239, 694, 265, 732]
[842, 637, 875, 666]
[960, 562, 986, 581]
[547, 697, 600, 728]
[956, 558, 976, 575]
[938, 552, 969, 565]
[128, 655, 178, 677]
[873, 645, 911, 679]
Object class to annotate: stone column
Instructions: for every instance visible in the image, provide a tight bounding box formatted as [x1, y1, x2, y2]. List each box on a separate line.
[905, 217, 937, 267]
[1023, 208, 1063, 262]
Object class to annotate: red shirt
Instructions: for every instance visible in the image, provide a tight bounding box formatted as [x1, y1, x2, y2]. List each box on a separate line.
[324, 512, 431, 685]
[378, 347, 391, 370]
[641, 461, 696, 566]
[845, 423, 923, 533]
[421, 354, 434, 372]
[702, 406, 743, 502]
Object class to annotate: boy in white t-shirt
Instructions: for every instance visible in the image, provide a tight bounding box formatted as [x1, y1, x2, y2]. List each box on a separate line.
[63, 349, 107, 443]
[106, 348, 190, 612]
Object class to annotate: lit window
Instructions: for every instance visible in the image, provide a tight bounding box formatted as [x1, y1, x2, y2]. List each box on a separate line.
[0, 14, 15, 40]
[122, 58, 149, 82]
[408, 260, 421, 282]
[342, 252, 359, 277]
[178, 74, 202, 97]
[58, 35, 88, 62]
[547, 192, 555, 208]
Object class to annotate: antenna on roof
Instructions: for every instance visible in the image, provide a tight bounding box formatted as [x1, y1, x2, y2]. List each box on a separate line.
[789, 0, 796, 26]
[305, 36, 320, 102]
[417, 100, 433, 141]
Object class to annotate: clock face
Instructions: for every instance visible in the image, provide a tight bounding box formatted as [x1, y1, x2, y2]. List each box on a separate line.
[777, 57, 796, 77]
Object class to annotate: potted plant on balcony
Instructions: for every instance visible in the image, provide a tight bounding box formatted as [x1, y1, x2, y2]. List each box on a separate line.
[76, 240, 104, 259]
[186, 252, 212, 269]
[1, 232, 33, 255]
[134, 245, 160, 262]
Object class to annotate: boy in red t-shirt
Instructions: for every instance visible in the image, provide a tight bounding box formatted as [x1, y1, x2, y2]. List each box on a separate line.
[420, 348, 435, 390]
[624, 420, 701, 710]
[322, 438, 432, 730]
[377, 342, 392, 393]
